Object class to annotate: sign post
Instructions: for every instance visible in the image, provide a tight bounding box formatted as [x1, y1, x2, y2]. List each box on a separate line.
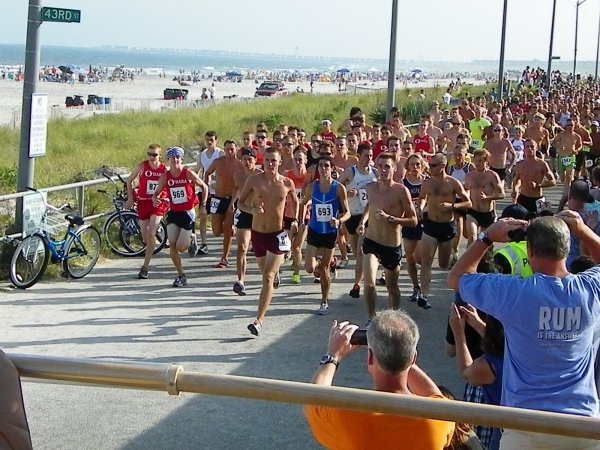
[22, 191, 47, 237]
[16, 2, 81, 229]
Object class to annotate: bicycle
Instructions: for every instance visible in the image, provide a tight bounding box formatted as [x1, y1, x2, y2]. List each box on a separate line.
[8, 191, 101, 289]
[100, 173, 167, 257]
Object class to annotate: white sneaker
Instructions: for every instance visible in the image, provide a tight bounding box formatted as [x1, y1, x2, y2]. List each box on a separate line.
[317, 303, 329, 315]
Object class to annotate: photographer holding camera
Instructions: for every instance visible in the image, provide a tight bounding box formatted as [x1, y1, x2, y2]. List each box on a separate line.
[303, 310, 454, 450]
[448, 212, 600, 450]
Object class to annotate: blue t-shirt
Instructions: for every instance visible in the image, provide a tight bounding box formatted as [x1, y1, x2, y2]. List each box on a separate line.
[309, 180, 340, 235]
[459, 266, 600, 416]
[481, 353, 503, 406]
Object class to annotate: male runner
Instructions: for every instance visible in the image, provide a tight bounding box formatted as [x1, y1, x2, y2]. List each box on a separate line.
[356, 153, 417, 321]
[204, 140, 244, 268]
[300, 156, 350, 315]
[553, 118, 583, 201]
[483, 124, 516, 182]
[238, 148, 298, 336]
[418, 153, 471, 307]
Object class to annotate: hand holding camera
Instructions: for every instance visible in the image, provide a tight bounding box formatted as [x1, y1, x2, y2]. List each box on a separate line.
[486, 218, 529, 243]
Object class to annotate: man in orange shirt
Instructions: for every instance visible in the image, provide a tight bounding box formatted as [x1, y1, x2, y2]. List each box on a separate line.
[304, 309, 454, 450]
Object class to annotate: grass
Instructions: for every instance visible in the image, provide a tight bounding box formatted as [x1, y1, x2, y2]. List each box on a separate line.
[0, 83, 492, 193]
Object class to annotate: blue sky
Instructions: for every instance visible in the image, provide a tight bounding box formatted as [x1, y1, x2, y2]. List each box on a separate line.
[2, 0, 600, 62]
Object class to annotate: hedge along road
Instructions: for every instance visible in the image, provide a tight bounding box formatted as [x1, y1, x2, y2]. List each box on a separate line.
[0, 183, 565, 449]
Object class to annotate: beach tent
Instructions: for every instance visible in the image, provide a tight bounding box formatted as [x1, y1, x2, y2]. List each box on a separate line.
[410, 69, 424, 79]
[226, 71, 242, 77]
[337, 68, 351, 74]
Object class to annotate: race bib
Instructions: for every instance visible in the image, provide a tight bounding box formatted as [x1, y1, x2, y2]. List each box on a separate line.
[210, 197, 221, 214]
[586, 159, 594, 168]
[233, 209, 241, 226]
[536, 196, 547, 213]
[561, 156, 573, 166]
[295, 188, 302, 200]
[146, 181, 158, 195]
[471, 139, 481, 148]
[315, 203, 333, 222]
[170, 186, 187, 204]
[358, 188, 368, 206]
[276, 231, 291, 252]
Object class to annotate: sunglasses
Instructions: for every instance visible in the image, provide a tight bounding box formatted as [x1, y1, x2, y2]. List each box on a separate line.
[256, 136, 267, 139]
[429, 163, 442, 168]
[282, 142, 293, 146]
[147, 152, 159, 157]
[493, 129, 502, 132]
[311, 141, 321, 144]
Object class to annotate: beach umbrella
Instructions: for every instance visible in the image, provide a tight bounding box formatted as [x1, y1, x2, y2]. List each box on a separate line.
[226, 71, 242, 77]
[58, 65, 72, 74]
[337, 68, 351, 74]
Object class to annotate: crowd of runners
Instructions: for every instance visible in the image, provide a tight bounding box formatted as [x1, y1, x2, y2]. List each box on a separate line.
[122, 77, 600, 341]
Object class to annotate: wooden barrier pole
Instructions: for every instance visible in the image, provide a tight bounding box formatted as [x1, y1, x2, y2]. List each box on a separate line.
[8, 353, 600, 440]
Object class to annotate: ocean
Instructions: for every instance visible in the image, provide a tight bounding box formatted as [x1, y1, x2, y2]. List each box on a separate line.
[0, 43, 599, 77]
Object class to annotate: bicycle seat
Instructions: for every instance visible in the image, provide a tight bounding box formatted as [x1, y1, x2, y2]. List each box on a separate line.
[65, 214, 85, 226]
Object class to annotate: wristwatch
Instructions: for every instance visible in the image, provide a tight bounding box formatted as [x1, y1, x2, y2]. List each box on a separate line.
[387, 215, 396, 224]
[320, 354, 339, 368]
[477, 231, 493, 247]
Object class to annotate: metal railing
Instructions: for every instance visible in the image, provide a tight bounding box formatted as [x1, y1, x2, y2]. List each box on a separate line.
[6, 353, 600, 440]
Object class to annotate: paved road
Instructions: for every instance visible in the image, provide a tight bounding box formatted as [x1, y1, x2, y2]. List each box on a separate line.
[0, 184, 565, 450]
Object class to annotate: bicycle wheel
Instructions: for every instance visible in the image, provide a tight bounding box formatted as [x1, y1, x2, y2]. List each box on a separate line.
[119, 212, 146, 256]
[63, 225, 101, 279]
[9, 233, 50, 289]
[104, 211, 143, 257]
[152, 219, 168, 255]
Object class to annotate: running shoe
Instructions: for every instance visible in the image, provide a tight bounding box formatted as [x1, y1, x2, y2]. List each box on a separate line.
[409, 288, 421, 302]
[198, 243, 208, 255]
[377, 274, 386, 286]
[417, 294, 432, 310]
[346, 244, 353, 254]
[172, 274, 187, 287]
[349, 284, 360, 299]
[188, 237, 198, 257]
[248, 320, 262, 336]
[291, 273, 301, 284]
[338, 258, 349, 268]
[137, 266, 149, 280]
[317, 303, 329, 315]
[216, 258, 229, 268]
[233, 281, 246, 296]
[273, 271, 281, 289]
[449, 252, 458, 269]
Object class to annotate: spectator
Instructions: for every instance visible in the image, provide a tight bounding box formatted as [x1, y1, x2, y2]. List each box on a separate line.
[304, 310, 454, 449]
[0, 350, 33, 449]
[438, 386, 485, 450]
[448, 212, 600, 449]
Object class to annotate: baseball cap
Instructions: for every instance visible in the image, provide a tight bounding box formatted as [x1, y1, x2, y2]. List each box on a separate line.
[592, 121, 599, 127]
[240, 149, 255, 158]
[501, 204, 531, 221]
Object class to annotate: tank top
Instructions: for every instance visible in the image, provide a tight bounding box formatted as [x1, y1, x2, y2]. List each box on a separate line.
[448, 164, 470, 184]
[165, 168, 196, 212]
[403, 177, 424, 211]
[347, 165, 378, 215]
[285, 169, 307, 200]
[199, 148, 224, 194]
[138, 160, 166, 201]
[413, 134, 432, 154]
[308, 180, 340, 234]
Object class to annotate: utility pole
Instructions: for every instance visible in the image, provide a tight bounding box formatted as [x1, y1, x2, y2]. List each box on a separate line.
[573, 0, 589, 83]
[498, 0, 508, 100]
[386, 0, 399, 122]
[547, 0, 558, 89]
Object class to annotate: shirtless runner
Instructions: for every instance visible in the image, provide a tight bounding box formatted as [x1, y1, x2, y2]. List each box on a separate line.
[356, 152, 417, 321]
[512, 139, 556, 215]
[418, 153, 471, 307]
[553, 118, 583, 204]
[464, 149, 505, 245]
[231, 149, 263, 296]
[238, 148, 298, 336]
[483, 124, 516, 182]
[204, 140, 244, 268]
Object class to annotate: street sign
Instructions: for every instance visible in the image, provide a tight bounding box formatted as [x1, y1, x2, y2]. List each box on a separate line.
[41, 7, 81, 23]
[22, 191, 47, 237]
[29, 93, 48, 157]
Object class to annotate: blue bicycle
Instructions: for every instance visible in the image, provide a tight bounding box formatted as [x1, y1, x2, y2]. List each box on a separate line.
[8, 193, 101, 289]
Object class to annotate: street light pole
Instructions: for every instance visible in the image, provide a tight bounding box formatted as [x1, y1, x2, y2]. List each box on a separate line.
[574, 0, 589, 83]
[386, 0, 399, 122]
[595, 2, 600, 81]
[547, 0, 558, 89]
[498, 0, 508, 100]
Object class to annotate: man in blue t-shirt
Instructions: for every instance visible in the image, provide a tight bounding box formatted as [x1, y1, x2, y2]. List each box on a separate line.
[448, 211, 600, 450]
